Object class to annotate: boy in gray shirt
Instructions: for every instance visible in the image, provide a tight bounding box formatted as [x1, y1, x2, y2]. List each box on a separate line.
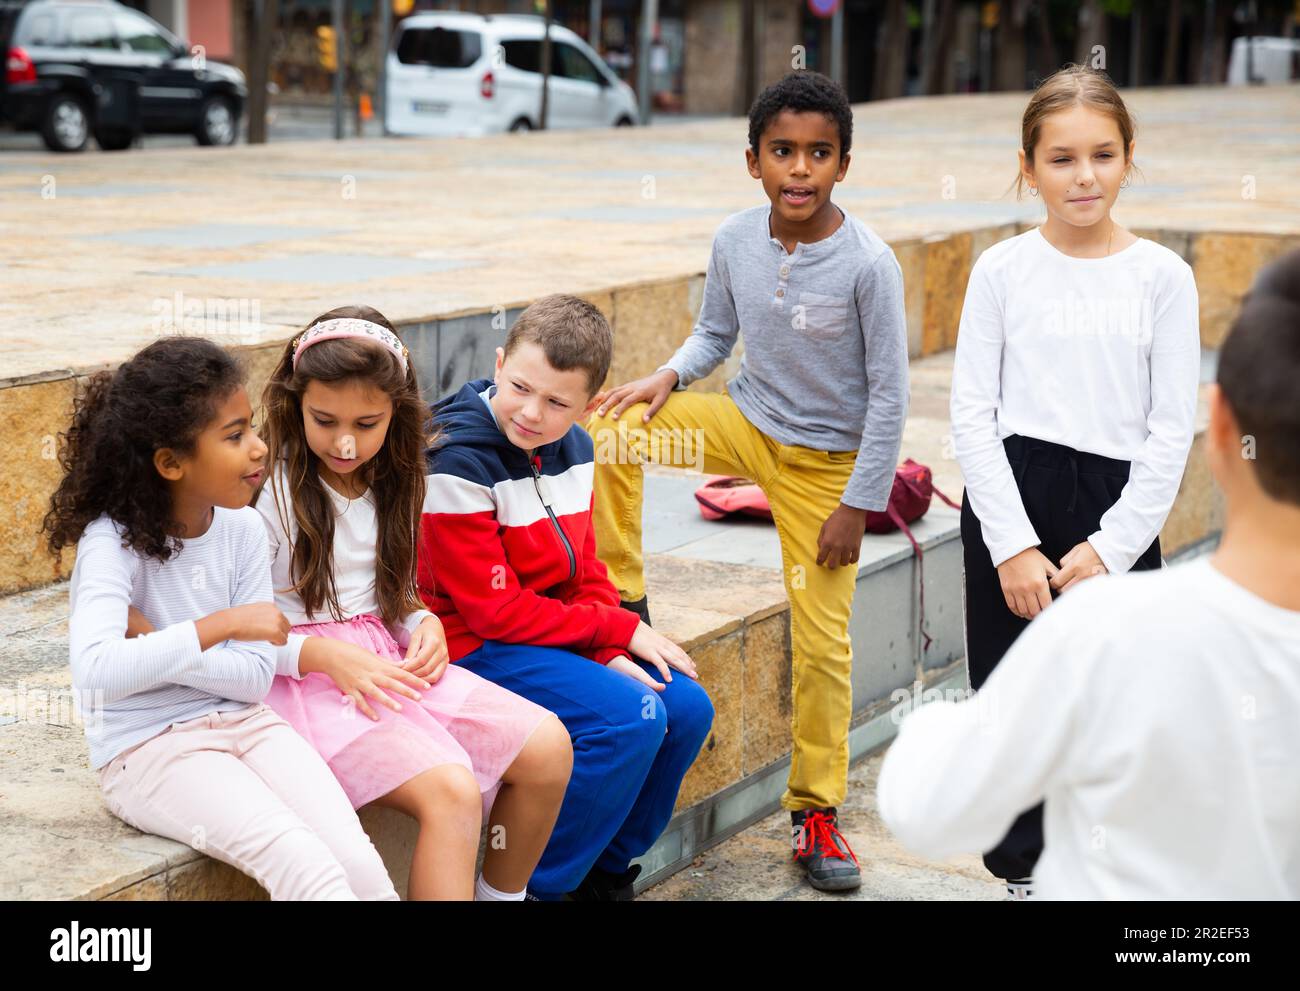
[588, 71, 909, 892]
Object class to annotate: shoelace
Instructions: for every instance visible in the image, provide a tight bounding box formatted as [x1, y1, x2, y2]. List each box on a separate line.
[793, 811, 860, 867]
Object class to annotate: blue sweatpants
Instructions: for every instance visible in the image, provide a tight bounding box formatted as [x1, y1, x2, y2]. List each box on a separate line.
[455, 640, 714, 897]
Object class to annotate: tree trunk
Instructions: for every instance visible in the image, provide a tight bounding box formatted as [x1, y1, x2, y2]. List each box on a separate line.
[1209, 0, 1230, 83]
[737, 0, 756, 116]
[1129, 2, 1142, 88]
[540, 0, 553, 128]
[994, 0, 1028, 91]
[247, 0, 279, 144]
[1034, 0, 1056, 82]
[1075, 0, 1109, 70]
[872, 0, 907, 100]
[1161, 0, 1183, 83]
[925, 0, 956, 95]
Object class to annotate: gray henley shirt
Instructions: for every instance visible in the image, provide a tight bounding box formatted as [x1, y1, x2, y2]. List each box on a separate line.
[662, 204, 910, 511]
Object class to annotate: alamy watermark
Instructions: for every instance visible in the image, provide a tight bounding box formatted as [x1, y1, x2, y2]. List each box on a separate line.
[151, 290, 262, 345]
[888, 678, 997, 727]
[592, 419, 706, 473]
[1, 683, 104, 734]
[1039, 291, 1154, 346]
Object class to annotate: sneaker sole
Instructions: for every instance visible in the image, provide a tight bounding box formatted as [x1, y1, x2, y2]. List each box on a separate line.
[806, 872, 862, 892]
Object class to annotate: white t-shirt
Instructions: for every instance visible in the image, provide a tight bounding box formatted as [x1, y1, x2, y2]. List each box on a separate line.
[68, 507, 278, 768]
[950, 228, 1201, 571]
[253, 464, 432, 676]
[876, 557, 1300, 899]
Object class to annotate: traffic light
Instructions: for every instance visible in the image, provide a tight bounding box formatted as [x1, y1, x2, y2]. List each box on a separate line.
[316, 25, 337, 72]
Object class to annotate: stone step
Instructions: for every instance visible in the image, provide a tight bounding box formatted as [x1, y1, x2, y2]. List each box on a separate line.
[0, 346, 1226, 899]
[0, 490, 960, 899]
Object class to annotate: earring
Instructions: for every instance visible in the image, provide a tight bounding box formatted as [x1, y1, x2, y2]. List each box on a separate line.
[1120, 175, 1131, 188]
[1029, 186, 1038, 197]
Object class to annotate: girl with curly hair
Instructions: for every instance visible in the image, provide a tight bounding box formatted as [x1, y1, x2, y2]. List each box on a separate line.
[253, 305, 571, 901]
[44, 336, 398, 900]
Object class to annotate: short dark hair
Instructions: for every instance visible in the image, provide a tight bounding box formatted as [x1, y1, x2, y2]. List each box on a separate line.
[1216, 248, 1300, 506]
[504, 294, 613, 396]
[748, 71, 852, 158]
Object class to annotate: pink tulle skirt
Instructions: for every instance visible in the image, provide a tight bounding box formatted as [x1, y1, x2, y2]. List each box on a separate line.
[265, 613, 551, 815]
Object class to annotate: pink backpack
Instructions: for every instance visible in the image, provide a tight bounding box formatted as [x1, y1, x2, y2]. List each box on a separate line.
[694, 459, 960, 651]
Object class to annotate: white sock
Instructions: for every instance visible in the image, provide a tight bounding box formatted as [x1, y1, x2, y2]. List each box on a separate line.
[1005, 878, 1035, 900]
[475, 874, 525, 902]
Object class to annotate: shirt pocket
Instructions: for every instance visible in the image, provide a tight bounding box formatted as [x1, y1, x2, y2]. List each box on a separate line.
[796, 291, 850, 341]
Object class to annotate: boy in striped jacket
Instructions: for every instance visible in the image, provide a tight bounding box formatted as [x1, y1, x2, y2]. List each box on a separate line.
[421, 294, 714, 901]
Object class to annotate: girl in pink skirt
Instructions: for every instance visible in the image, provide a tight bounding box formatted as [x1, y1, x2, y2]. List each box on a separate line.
[254, 304, 572, 901]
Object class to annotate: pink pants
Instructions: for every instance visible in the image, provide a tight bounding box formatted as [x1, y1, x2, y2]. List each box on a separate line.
[98, 702, 398, 901]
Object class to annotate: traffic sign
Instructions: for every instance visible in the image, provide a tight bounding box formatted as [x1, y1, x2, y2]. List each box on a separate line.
[808, 0, 841, 17]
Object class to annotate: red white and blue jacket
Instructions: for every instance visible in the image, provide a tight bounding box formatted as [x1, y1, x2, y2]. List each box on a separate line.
[420, 378, 639, 664]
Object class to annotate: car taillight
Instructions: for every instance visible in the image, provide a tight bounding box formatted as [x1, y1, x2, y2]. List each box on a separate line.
[6, 46, 36, 85]
[481, 70, 494, 99]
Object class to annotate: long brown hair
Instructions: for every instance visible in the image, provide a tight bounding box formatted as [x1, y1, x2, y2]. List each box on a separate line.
[258, 305, 432, 627]
[1012, 65, 1139, 199]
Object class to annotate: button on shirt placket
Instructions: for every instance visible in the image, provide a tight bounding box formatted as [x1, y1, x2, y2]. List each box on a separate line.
[773, 245, 794, 310]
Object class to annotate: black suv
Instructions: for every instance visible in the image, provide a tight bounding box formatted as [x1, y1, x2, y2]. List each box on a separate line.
[1, 0, 247, 151]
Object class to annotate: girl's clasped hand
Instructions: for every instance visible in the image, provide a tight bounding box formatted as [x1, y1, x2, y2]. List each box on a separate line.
[997, 541, 1109, 621]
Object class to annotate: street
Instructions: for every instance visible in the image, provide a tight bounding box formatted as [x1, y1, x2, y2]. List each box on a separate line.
[0, 101, 720, 153]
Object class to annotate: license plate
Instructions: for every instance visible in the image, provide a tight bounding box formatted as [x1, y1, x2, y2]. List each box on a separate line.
[412, 101, 449, 114]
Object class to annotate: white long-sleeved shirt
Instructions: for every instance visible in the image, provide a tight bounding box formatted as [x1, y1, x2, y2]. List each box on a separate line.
[68, 508, 278, 769]
[252, 464, 431, 676]
[949, 228, 1200, 571]
[876, 558, 1300, 899]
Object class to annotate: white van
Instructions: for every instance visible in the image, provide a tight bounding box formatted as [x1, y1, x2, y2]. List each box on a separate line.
[1227, 36, 1300, 85]
[385, 11, 639, 137]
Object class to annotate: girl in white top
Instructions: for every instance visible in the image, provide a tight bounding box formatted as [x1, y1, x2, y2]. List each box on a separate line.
[253, 305, 572, 901]
[46, 336, 397, 900]
[880, 249, 1300, 900]
[946, 67, 1200, 892]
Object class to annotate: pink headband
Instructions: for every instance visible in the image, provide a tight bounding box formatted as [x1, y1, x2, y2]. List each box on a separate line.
[291, 318, 409, 372]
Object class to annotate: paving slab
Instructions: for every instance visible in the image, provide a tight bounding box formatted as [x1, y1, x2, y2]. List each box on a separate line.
[1, 84, 1295, 381]
[641, 747, 1005, 901]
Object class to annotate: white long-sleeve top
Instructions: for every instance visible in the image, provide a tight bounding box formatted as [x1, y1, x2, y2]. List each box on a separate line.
[252, 463, 431, 676]
[949, 228, 1200, 571]
[68, 508, 278, 769]
[876, 558, 1300, 899]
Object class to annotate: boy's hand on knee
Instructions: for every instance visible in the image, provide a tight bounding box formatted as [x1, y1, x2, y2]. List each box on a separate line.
[628, 622, 699, 682]
[816, 504, 868, 570]
[594, 369, 678, 423]
[607, 654, 665, 692]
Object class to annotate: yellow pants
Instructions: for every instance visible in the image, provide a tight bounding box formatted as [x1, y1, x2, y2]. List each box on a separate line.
[587, 391, 859, 811]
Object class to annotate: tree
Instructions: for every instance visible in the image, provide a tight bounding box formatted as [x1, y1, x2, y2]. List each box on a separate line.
[247, 0, 280, 144]
[1033, 0, 1059, 82]
[1161, 0, 1183, 84]
[539, 0, 553, 128]
[873, 0, 908, 99]
[921, 0, 957, 95]
[995, 0, 1030, 91]
[1074, 0, 1108, 69]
